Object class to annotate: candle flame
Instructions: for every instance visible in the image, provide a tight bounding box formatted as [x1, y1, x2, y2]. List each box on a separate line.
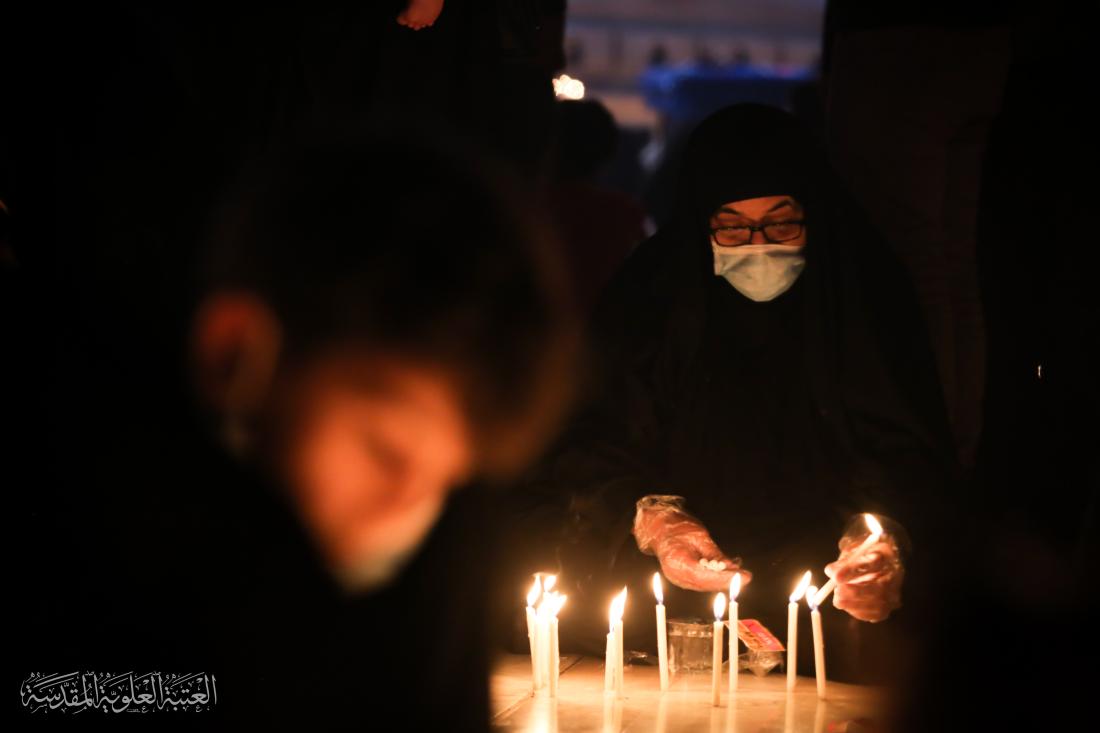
[790, 571, 813, 603]
[536, 591, 551, 618]
[729, 572, 742, 601]
[527, 578, 541, 607]
[609, 587, 627, 629]
[806, 586, 819, 612]
[544, 574, 557, 592]
[550, 594, 567, 618]
[553, 74, 586, 100]
[652, 572, 664, 605]
[713, 592, 727, 621]
[864, 513, 883, 542]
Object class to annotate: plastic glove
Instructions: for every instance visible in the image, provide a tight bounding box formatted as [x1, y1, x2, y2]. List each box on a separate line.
[633, 495, 752, 592]
[824, 533, 904, 623]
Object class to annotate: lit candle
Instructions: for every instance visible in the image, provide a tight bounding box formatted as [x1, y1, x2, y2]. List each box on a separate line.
[537, 575, 556, 693]
[605, 626, 615, 693]
[712, 592, 726, 707]
[814, 513, 883, 607]
[614, 587, 626, 698]
[806, 585, 826, 699]
[653, 573, 669, 691]
[526, 578, 543, 690]
[728, 573, 741, 694]
[606, 588, 627, 696]
[787, 571, 812, 691]
[547, 593, 567, 697]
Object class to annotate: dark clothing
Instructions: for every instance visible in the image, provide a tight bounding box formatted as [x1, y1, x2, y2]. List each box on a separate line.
[19, 381, 494, 728]
[13, 8, 500, 727]
[548, 181, 647, 313]
[513, 105, 956, 683]
[826, 21, 1012, 468]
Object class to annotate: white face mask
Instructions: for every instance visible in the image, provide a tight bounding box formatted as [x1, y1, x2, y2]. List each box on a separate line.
[712, 243, 806, 302]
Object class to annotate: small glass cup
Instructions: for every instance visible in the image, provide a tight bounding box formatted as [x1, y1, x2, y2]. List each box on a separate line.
[667, 618, 714, 675]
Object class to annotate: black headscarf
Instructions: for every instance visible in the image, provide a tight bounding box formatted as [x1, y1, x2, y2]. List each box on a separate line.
[515, 105, 955, 670]
[593, 104, 954, 538]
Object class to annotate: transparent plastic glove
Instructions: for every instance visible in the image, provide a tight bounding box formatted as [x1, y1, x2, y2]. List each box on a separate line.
[633, 495, 752, 592]
[824, 517, 905, 623]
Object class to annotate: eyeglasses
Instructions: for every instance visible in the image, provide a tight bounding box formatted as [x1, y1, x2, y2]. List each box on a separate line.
[710, 220, 805, 247]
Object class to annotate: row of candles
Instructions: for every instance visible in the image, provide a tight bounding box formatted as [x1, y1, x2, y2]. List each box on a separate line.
[525, 513, 884, 703]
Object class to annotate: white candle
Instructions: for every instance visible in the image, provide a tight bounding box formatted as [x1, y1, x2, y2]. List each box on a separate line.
[787, 571, 812, 691]
[539, 575, 558, 693]
[652, 573, 669, 691]
[606, 588, 627, 696]
[537, 597, 551, 693]
[712, 592, 726, 707]
[729, 573, 741, 694]
[602, 694, 623, 733]
[547, 594, 566, 697]
[605, 630, 615, 692]
[614, 615, 624, 698]
[526, 578, 543, 690]
[814, 513, 883, 607]
[549, 616, 560, 697]
[806, 585, 826, 699]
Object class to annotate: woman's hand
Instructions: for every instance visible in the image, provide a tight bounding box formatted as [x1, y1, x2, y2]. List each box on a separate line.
[633, 496, 752, 592]
[824, 536, 904, 622]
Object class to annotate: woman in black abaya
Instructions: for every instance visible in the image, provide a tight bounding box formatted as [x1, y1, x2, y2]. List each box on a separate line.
[514, 104, 956, 684]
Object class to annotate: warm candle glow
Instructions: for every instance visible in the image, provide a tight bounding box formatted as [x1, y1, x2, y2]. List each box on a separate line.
[527, 578, 542, 607]
[729, 572, 742, 601]
[544, 574, 557, 593]
[806, 586, 819, 612]
[550, 594, 567, 617]
[553, 74, 586, 100]
[864, 513, 883, 542]
[609, 587, 627, 630]
[713, 592, 727, 621]
[790, 571, 813, 603]
[652, 572, 664, 605]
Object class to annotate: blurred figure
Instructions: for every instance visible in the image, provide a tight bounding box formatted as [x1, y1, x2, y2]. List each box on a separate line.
[889, 5, 1096, 727]
[196, 140, 577, 589]
[825, 0, 1013, 469]
[548, 99, 648, 313]
[21, 138, 577, 729]
[511, 105, 954, 684]
[396, 0, 445, 30]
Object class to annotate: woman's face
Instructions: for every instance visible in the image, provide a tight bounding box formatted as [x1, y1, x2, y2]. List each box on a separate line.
[709, 195, 807, 248]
